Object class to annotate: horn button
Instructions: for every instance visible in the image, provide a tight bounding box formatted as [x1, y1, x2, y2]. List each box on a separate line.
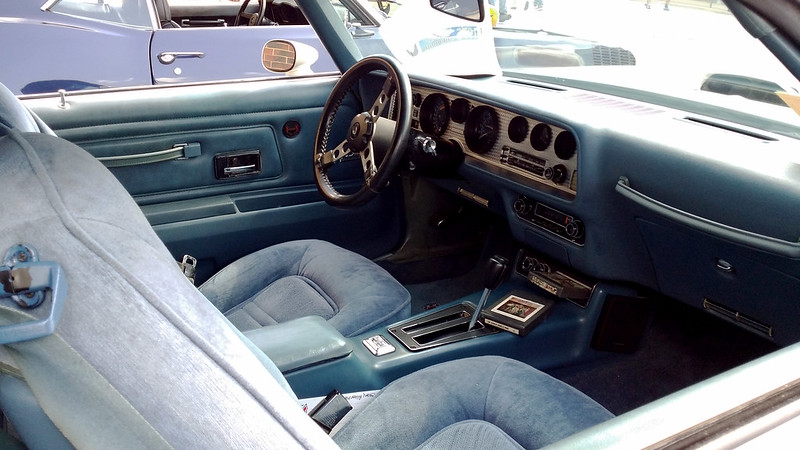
[347, 112, 374, 153]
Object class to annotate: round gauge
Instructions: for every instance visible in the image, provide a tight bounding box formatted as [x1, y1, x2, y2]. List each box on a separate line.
[451, 98, 471, 124]
[530, 123, 553, 151]
[419, 94, 451, 136]
[508, 116, 529, 143]
[554, 130, 577, 160]
[464, 106, 500, 154]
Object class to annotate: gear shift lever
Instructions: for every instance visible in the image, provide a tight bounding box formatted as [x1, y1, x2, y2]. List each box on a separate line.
[467, 255, 510, 331]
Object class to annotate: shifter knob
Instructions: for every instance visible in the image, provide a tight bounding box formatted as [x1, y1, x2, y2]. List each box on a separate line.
[468, 255, 510, 331]
[484, 255, 510, 290]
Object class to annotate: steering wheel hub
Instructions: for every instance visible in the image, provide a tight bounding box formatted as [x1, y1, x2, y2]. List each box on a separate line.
[348, 113, 374, 153]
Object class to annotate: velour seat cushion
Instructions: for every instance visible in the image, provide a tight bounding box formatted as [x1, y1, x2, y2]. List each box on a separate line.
[333, 356, 614, 449]
[0, 83, 52, 137]
[200, 239, 411, 337]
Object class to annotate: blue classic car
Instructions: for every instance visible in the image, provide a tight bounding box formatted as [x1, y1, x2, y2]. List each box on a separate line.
[1, 0, 800, 448]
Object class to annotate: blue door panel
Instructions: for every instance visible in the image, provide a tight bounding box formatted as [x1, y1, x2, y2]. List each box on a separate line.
[80, 125, 285, 197]
[23, 78, 405, 280]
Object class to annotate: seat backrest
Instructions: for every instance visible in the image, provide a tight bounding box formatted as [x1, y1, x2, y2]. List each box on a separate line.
[153, 0, 180, 28]
[0, 90, 335, 448]
[0, 84, 53, 137]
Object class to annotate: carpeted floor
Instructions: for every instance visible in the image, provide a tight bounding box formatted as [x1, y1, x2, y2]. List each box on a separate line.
[546, 297, 778, 415]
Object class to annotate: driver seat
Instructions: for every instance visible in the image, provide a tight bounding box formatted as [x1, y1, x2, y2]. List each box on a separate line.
[199, 239, 411, 337]
[0, 83, 612, 448]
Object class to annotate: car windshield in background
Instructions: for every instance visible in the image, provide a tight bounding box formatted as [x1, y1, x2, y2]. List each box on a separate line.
[376, 0, 800, 137]
[495, 0, 800, 135]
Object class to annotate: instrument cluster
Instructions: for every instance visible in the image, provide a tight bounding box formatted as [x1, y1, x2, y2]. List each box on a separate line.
[410, 86, 579, 198]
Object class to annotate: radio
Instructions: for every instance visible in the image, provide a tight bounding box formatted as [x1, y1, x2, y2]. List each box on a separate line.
[515, 248, 593, 307]
[513, 196, 585, 245]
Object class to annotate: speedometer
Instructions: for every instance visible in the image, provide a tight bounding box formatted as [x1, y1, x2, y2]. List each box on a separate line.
[419, 94, 450, 136]
[464, 106, 499, 154]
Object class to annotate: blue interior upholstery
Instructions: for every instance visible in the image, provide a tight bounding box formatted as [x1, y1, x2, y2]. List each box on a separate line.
[0, 83, 52, 137]
[333, 356, 613, 449]
[201, 239, 411, 337]
[0, 82, 612, 448]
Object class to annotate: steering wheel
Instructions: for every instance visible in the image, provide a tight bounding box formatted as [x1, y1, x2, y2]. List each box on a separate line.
[314, 55, 411, 208]
[234, 0, 266, 26]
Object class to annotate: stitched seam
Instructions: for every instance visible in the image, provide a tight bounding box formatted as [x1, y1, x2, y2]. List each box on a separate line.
[346, 291, 410, 337]
[6, 131, 173, 448]
[484, 358, 505, 420]
[11, 338, 174, 449]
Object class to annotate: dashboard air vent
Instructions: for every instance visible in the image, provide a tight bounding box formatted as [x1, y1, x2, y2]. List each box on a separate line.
[683, 117, 778, 141]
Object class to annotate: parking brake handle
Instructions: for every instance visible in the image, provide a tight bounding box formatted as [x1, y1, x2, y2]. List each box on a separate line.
[467, 255, 510, 331]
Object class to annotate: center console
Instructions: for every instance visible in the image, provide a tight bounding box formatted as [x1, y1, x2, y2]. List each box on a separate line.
[270, 246, 648, 399]
[388, 302, 498, 352]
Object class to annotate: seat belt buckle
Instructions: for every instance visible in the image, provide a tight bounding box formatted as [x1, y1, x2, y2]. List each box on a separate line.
[179, 255, 197, 285]
[308, 389, 353, 433]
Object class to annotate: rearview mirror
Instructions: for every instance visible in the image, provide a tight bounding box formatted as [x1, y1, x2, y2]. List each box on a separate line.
[430, 0, 483, 21]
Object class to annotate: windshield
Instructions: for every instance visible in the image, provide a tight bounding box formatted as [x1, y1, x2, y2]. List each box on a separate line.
[368, 0, 800, 136]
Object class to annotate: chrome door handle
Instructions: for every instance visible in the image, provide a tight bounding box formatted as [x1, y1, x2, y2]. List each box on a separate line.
[223, 164, 257, 176]
[158, 52, 205, 65]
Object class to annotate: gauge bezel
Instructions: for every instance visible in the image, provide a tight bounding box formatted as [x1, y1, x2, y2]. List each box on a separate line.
[464, 105, 500, 154]
[451, 98, 471, 124]
[419, 93, 451, 136]
[554, 130, 577, 160]
[508, 116, 529, 144]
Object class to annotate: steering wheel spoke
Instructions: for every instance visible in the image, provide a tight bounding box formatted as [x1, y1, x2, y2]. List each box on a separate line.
[368, 76, 396, 119]
[234, 0, 265, 26]
[360, 143, 378, 181]
[317, 140, 354, 168]
[313, 56, 411, 208]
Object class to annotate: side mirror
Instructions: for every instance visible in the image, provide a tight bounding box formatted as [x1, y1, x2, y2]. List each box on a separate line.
[262, 40, 297, 73]
[262, 40, 319, 76]
[701, 73, 788, 107]
[430, 0, 483, 21]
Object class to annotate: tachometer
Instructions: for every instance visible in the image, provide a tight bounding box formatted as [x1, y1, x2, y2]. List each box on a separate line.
[464, 106, 499, 154]
[419, 94, 451, 136]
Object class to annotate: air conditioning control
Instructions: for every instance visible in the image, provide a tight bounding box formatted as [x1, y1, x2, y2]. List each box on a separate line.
[513, 195, 585, 246]
[543, 164, 568, 184]
[513, 196, 533, 215]
[565, 219, 584, 239]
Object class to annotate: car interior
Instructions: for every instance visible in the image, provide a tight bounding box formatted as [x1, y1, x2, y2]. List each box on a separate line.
[0, 0, 799, 448]
[168, 0, 312, 28]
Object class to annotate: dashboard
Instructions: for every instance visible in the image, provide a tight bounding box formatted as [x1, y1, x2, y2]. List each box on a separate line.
[409, 86, 579, 199]
[406, 84, 585, 246]
[398, 76, 800, 345]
